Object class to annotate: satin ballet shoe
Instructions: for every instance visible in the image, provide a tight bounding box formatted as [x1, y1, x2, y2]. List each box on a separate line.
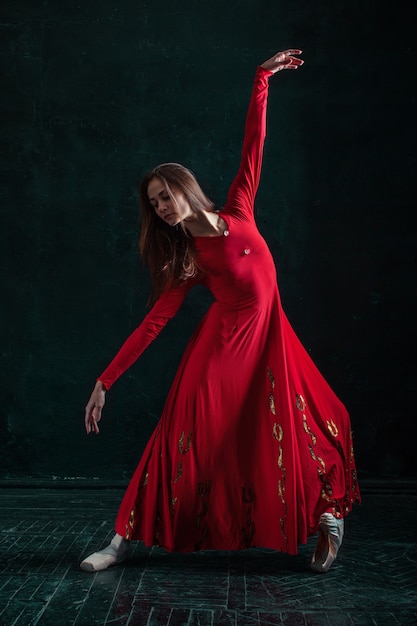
[80, 533, 129, 572]
[310, 512, 344, 573]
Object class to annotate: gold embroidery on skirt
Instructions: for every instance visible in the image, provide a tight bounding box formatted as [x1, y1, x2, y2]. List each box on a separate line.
[278, 461, 287, 511]
[302, 413, 317, 445]
[326, 418, 339, 437]
[277, 445, 284, 470]
[142, 471, 149, 487]
[321, 479, 333, 502]
[316, 455, 326, 473]
[273, 422, 283, 442]
[125, 508, 135, 540]
[296, 394, 306, 411]
[309, 444, 326, 473]
[269, 393, 276, 415]
[278, 478, 286, 504]
[178, 431, 192, 454]
[268, 367, 288, 543]
[297, 393, 342, 509]
[297, 394, 317, 445]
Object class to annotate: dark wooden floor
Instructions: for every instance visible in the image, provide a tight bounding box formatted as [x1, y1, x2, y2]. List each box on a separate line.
[0, 488, 416, 625]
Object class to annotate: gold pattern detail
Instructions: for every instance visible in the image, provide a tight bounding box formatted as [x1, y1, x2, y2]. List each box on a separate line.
[178, 430, 192, 455]
[316, 455, 326, 473]
[173, 462, 182, 484]
[278, 479, 286, 504]
[142, 471, 149, 487]
[296, 394, 306, 411]
[303, 414, 317, 445]
[125, 508, 135, 540]
[298, 393, 319, 454]
[277, 446, 283, 470]
[270, 367, 287, 545]
[321, 479, 333, 501]
[269, 393, 276, 416]
[171, 497, 178, 508]
[273, 422, 283, 442]
[327, 419, 339, 437]
[309, 445, 326, 473]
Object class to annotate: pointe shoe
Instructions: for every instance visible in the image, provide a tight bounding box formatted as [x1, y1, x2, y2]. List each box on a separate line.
[80, 533, 129, 572]
[310, 512, 344, 573]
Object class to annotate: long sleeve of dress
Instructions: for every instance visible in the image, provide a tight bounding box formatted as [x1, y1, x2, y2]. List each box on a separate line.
[97, 282, 194, 390]
[225, 66, 273, 218]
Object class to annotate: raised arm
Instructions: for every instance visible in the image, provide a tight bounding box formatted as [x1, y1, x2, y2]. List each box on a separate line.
[225, 49, 303, 218]
[84, 281, 195, 434]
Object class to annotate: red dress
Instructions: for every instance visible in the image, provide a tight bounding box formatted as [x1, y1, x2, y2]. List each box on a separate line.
[98, 66, 361, 554]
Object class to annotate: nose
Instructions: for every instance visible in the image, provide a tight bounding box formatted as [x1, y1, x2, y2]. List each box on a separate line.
[155, 201, 169, 214]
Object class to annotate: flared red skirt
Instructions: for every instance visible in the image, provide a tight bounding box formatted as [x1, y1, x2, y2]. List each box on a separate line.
[114, 298, 360, 554]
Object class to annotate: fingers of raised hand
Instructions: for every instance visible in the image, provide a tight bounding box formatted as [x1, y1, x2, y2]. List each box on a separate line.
[282, 48, 303, 57]
[261, 49, 304, 73]
[277, 50, 304, 70]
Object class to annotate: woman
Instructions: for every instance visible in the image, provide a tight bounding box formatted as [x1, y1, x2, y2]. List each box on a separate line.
[81, 49, 361, 574]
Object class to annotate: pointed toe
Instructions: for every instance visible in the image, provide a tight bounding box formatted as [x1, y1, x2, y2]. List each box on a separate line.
[311, 513, 344, 574]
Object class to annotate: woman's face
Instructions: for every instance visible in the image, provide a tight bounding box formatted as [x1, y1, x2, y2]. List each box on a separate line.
[147, 177, 193, 226]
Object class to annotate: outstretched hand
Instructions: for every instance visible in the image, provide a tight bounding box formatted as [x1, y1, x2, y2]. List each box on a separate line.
[84, 380, 106, 434]
[261, 49, 303, 74]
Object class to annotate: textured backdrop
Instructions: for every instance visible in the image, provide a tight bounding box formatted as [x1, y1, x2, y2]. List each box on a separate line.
[1, 0, 416, 483]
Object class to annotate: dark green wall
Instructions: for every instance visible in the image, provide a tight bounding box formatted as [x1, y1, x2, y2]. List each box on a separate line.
[1, 0, 416, 484]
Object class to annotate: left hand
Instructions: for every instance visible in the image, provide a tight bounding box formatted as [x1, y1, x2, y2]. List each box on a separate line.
[261, 49, 304, 74]
[84, 380, 106, 434]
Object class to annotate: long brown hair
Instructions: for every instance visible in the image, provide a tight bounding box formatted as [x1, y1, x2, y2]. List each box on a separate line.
[139, 163, 215, 305]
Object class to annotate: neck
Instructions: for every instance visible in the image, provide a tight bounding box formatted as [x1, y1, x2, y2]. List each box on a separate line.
[183, 211, 225, 237]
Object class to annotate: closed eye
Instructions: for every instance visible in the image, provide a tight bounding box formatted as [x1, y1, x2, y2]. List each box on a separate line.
[149, 194, 170, 208]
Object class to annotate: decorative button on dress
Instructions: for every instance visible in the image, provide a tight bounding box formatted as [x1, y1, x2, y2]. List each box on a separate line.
[98, 66, 361, 554]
